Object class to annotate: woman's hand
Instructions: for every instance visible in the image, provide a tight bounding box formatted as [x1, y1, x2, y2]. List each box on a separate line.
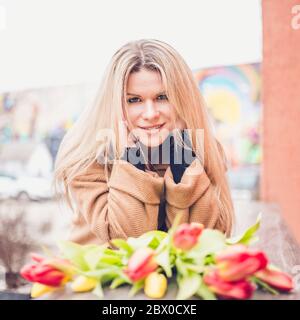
[119, 120, 146, 171]
[96, 120, 139, 165]
[119, 119, 138, 149]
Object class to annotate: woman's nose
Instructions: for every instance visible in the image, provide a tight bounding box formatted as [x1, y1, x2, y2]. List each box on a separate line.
[142, 100, 159, 120]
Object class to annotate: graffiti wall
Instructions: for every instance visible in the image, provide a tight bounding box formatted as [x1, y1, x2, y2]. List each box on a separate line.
[0, 84, 97, 163]
[195, 63, 261, 168]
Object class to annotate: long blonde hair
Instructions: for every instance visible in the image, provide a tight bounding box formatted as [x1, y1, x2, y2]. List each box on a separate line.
[54, 39, 234, 234]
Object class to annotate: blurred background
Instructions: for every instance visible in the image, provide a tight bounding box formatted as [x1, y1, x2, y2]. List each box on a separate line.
[0, 0, 299, 297]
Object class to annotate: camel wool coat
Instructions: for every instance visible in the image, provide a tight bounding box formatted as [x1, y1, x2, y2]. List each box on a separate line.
[67, 158, 228, 248]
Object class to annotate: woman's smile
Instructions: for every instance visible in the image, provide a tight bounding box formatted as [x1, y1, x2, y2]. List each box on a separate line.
[138, 123, 166, 133]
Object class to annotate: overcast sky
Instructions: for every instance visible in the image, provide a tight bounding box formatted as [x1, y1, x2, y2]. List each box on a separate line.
[0, 0, 262, 93]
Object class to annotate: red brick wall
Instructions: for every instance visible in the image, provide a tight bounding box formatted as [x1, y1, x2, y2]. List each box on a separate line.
[262, 0, 300, 242]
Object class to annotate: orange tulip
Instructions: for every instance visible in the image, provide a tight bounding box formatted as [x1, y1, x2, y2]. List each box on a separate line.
[204, 270, 255, 299]
[255, 267, 294, 292]
[125, 248, 158, 282]
[21, 253, 72, 287]
[173, 222, 204, 250]
[216, 245, 268, 281]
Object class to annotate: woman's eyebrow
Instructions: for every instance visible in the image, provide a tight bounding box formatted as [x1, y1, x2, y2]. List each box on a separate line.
[126, 93, 142, 97]
[126, 91, 166, 96]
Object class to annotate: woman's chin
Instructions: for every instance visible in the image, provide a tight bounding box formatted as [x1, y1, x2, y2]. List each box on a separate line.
[137, 129, 171, 148]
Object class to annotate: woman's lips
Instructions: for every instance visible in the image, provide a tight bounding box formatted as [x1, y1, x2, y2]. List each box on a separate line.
[138, 123, 165, 133]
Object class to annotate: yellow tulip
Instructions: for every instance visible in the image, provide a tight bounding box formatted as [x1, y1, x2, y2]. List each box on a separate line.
[144, 272, 167, 299]
[71, 275, 98, 293]
[31, 283, 58, 298]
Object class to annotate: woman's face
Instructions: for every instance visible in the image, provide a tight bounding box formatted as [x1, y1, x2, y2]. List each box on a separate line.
[125, 68, 184, 147]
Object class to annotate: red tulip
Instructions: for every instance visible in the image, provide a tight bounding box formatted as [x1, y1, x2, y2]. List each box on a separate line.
[173, 222, 204, 250]
[21, 253, 71, 287]
[255, 267, 294, 292]
[31, 253, 45, 263]
[216, 245, 268, 281]
[204, 270, 255, 299]
[125, 248, 158, 282]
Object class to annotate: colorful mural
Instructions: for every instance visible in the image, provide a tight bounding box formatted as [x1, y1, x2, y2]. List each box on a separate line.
[195, 63, 261, 168]
[0, 85, 93, 162]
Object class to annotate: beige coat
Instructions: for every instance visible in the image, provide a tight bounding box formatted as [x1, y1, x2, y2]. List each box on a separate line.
[68, 158, 228, 247]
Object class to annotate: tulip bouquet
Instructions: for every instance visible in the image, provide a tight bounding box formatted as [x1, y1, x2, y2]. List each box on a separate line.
[21, 214, 294, 300]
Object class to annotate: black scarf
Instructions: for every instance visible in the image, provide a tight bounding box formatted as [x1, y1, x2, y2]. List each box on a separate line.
[121, 130, 196, 232]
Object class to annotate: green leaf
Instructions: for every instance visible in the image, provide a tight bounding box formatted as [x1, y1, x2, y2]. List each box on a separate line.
[155, 247, 173, 277]
[99, 254, 123, 266]
[127, 231, 167, 251]
[267, 264, 283, 272]
[175, 258, 189, 277]
[251, 276, 279, 295]
[196, 282, 217, 300]
[82, 268, 119, 280]
[143, 230, 168, 241]
[84, 246, 105, 270]
[128, 280, 144, 297]
[82, 245, 125, 270]
[184, 262, 205, 274]
[101, 273, 120, 285]
[226, 212, 261, 245]
[187, 229, 226, 260]
[155, 234, 171, 254]
[57, 241, 100, 271]
[176, 273, 202, 300]
[110, 277, 130, 289]
[92, 262, 120, 269]
[103, 248, 125, 256]
[169, 214, 182, 233]
[83, 268, 130, 287]
[93, 282, 104, 299]
[144, 231, 168, 249]
[110, 239, 134, 255]
[204, 254, 216, 265]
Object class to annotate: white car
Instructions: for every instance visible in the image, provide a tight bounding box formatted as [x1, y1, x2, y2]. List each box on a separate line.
[0, 172, 19, 199]
[0, 172, 54, 201]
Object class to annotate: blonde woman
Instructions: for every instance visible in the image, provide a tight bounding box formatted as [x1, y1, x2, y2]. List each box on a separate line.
[54, 39, 234, 247]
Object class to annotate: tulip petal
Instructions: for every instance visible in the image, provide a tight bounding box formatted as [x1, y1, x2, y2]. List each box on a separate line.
[204, 271, 255, 299]
[30, 283, 57, 298]
[173, 223, 204, 250]
[255, 267, 293, 292]
[71, 276, 98, 292]
[144, 272, 167, 299]
[126, 248, 158, 282]
[216, 245, 268, 281]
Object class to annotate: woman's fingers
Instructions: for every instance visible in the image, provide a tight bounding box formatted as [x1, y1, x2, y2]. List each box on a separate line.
[119, 120, 138, 149]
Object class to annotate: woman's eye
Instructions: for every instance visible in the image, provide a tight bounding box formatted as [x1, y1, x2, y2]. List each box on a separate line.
[127, 97, 141, 104]
[157, 94, 168, 101]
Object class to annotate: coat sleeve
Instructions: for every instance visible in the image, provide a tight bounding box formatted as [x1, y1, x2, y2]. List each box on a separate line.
[69, 159, 164, 245]
[164, 158, 230, 234]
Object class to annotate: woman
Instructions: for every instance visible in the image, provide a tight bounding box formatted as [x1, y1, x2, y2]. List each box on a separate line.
[54, 39, 234, 247]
